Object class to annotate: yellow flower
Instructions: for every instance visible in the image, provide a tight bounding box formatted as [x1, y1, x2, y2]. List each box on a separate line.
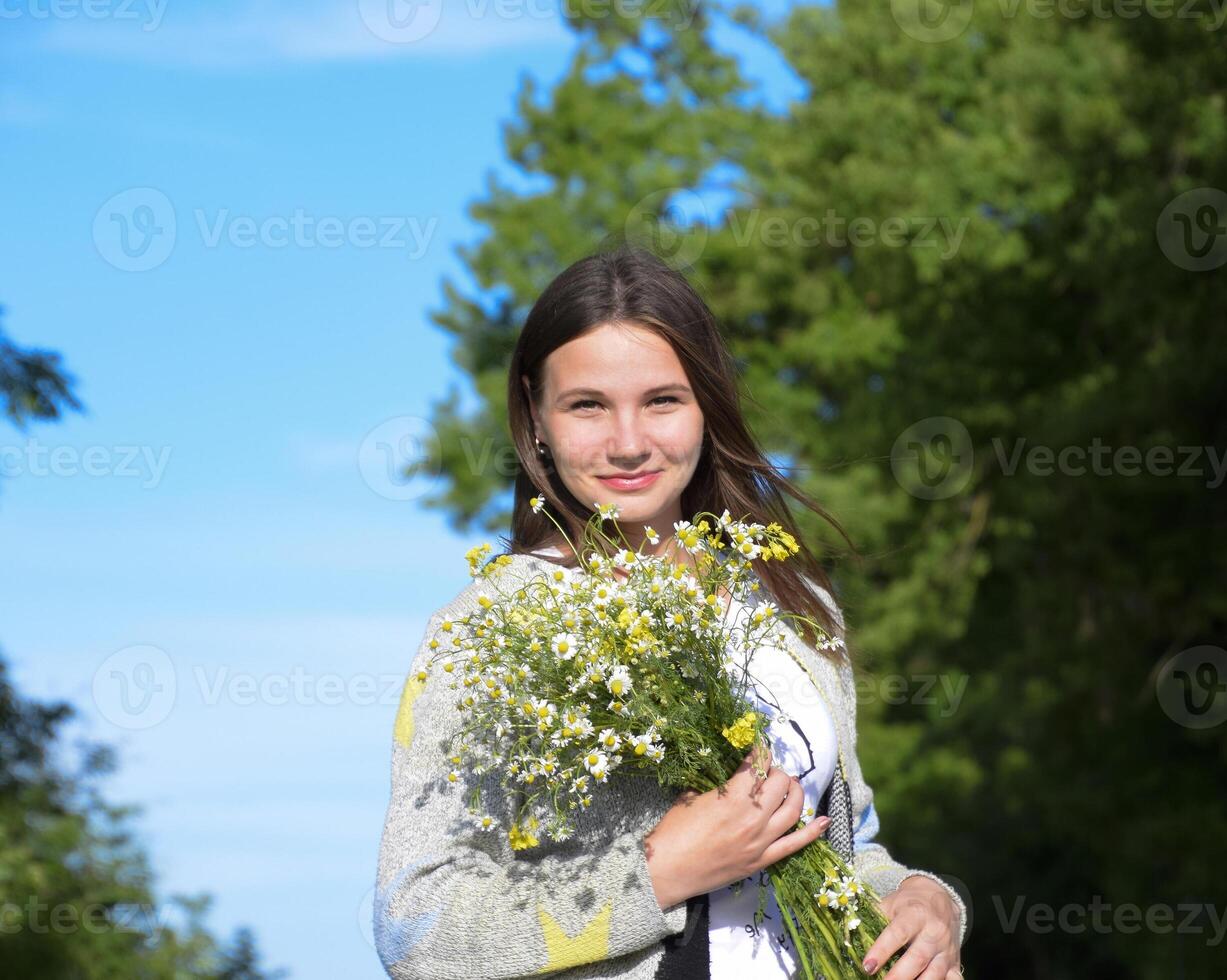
[508, 815, 540, 850]
[721, 710, 760, 749]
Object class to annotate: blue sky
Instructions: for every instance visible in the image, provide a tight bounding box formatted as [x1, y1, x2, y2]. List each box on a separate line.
[0, 2, 803, 975]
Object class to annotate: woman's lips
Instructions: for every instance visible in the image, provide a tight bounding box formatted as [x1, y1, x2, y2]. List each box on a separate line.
[597, 470, 662, 491]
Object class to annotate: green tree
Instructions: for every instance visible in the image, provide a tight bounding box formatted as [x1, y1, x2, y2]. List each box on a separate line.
[0, 657, 287, 977]
[0, 307, 83, 434]
[416, 6, 1226, 977]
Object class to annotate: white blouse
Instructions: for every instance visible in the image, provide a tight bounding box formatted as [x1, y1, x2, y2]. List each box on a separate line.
[533, 545, 838, 975]
[706, 587, 838, 977]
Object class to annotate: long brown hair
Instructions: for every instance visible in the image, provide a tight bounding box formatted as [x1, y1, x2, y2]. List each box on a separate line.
[500, 243, 856, 661]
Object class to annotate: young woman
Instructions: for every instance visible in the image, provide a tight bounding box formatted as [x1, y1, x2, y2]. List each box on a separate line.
[375, 246, 966, 980]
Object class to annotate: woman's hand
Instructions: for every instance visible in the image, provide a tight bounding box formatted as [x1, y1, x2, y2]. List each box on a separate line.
[643, 742, 831, 909]
[861, 875, 962, 980]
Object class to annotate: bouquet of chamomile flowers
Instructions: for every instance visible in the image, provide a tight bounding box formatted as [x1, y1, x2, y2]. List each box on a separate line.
[413, 500, 900, 980]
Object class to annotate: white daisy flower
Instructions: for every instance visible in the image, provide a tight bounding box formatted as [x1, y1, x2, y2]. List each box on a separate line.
[570, 715, 595, 738]
[627, 732, 652, 757]
[529, 494, 546, 514]
[581, 662, 605, 686]
[595, 728, 621, 752]
[605, 666, 632, 698]
[734, 539, 763, 560]
[581, 749, 609, 776]
[594, 501, 620, 520]
[673, 522, 707, 554]
[550, 633, 581, 661]
[528, 697, 556, 725]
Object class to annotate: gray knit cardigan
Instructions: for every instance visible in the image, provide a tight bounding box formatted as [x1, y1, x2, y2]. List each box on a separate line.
[375, 551, 967, 978]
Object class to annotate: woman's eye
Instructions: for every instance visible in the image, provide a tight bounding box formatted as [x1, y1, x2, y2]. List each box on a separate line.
[569, 396, 678, 411]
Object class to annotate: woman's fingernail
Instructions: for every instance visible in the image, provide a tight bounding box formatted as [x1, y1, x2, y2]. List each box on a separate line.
[862, 958, 877, 973]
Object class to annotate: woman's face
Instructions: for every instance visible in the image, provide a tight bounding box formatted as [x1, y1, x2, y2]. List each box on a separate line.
[525, 321, 705, 550]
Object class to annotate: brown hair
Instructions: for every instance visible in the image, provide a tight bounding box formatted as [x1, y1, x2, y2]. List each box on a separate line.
[500, 243, 856, 660]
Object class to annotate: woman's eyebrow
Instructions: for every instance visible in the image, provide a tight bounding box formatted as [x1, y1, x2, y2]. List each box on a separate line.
[555, 383, 692, 402]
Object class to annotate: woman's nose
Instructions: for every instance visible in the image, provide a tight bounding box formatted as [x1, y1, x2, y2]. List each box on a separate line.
[607, 414, 650, 460]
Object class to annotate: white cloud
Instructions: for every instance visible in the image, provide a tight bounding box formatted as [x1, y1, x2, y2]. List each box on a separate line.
[38, 0, 570, 70]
